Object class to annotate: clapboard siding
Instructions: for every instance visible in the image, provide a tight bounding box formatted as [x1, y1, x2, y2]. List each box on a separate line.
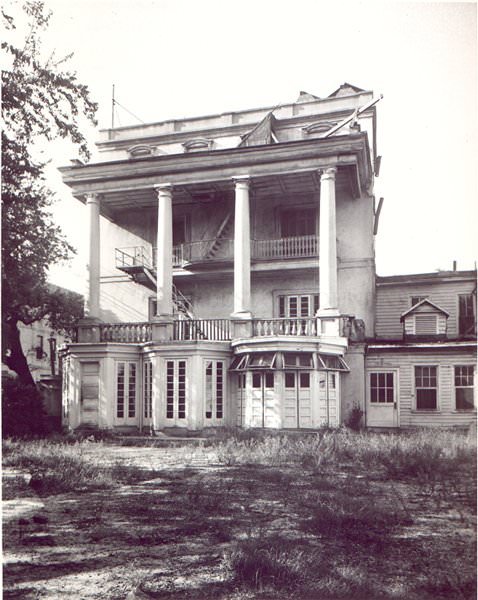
[376, 279, 476, 339]
[366, 350, 476, 427]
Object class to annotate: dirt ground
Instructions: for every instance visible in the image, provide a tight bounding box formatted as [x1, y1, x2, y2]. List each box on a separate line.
[3, 443, 476, 599]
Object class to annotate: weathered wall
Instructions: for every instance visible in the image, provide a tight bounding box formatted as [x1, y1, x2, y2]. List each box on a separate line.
[342, 344, 366, 422]
[366, 349, 476, 427]
[99, 216, 152, 322]
[376, 277, 476, 339]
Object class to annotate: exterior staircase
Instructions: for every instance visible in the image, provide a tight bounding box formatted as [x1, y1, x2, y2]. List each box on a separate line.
[204, 210, 233, 260]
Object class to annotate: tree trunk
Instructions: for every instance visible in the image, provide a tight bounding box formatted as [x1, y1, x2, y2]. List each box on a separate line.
[2, 319, 36, 388]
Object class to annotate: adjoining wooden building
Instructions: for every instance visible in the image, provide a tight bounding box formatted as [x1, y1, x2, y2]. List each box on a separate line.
[58, 84, 477, 432]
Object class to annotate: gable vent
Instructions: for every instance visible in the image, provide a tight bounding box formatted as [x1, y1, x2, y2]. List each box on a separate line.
[415, 314, 437, 335]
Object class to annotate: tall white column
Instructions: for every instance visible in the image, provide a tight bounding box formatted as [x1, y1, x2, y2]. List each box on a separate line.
[318, 167, 339, 317]
[85, 193, 100, 319]
[155, 184, 173, 318]
[232, 176, 252, 318]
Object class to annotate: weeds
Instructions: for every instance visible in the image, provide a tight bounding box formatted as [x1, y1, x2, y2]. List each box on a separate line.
[222, 537, 308, 590]
[2, 439, 114, 495]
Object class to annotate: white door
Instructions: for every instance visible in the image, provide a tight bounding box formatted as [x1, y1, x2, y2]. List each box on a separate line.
[283, 371, 313, 428]
[366, 370, 398, 427]
[317, 372, 340, 427]
[250, 372, 279, 428]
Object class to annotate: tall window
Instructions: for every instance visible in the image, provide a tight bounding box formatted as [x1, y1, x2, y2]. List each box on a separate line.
[117, 362, 136, 419]
[280, 208, 316, 237]
[143, 361, 152, 419]
[459, 294, 476, 335]
[205, 360, 224, 420]
[166, 360, 186, 419]
[278, 294, 319, 318]
[415, 366, 437, 410]
[455, 366, 475, 410]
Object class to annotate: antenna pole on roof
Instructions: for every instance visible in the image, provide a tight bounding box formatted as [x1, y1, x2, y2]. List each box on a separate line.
[111, 84, 115, 129]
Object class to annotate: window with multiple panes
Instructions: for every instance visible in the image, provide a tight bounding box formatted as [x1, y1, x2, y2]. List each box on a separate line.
[415, 366, 437, 410]
[411, 296, 428, 306]
[205, 360, 224, 419]
[455, 366, 475, 410]
[117, 362, 136, 419]
[458, 294, 476, 335]
[283, 353, 314, 369]
[143, 361, 152, 419]
[166, 360, 186, 419]
[370, 372, 394, 403]
[278, 294, 319, 318]
[280, 208, 316, 237]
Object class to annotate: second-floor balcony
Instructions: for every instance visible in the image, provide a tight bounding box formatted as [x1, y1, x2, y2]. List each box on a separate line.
[115, 234, 318, 272]
[75, 315, 356, 344]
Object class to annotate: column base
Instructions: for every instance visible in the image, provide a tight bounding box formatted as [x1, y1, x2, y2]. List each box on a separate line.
[231, 314, 253, 340]
[152, 315, 174, 342]
[77, 317, 102, 343]
[316, 308, 340, 337]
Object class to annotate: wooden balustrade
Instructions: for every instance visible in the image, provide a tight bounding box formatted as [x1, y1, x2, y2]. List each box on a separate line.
[252, 235, 318, 260]
[99, 322, 152, 343]
[252, 317, 318, 337]
[74, 315, 356, 344]
[173, 319, 231, 341]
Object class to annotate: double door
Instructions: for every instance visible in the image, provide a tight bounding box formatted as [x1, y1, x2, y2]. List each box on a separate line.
[250, 371, 279, 428]
[283, 371, 313, 428]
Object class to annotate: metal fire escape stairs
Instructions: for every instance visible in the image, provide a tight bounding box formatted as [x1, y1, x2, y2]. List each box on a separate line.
[115, 209, 234, 338]
[204, 210, 233, 260]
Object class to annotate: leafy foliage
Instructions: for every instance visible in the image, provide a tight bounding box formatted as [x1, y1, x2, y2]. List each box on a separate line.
[1, 1, 97, 385]
[2, 377, 46, 437]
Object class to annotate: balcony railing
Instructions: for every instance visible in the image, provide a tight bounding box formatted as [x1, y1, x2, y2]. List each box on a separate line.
[99, 322, 152, 343]
[116, 235, 319, 272]
[252, 235, 318, 260]
[173, 319, 231, 341]
[116, 246, 153, 270]
[252, 317, 318, 337]
[76, 314, 358, 344]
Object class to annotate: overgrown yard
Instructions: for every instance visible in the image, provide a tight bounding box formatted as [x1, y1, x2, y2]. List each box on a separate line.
[2, 429, 476, 599]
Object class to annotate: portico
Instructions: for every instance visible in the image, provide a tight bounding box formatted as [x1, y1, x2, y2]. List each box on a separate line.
[59, 89, 377, 432]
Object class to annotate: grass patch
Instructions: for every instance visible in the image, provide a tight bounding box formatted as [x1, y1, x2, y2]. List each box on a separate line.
[3, 429, 476, 599]
[2, 439, 114, 495]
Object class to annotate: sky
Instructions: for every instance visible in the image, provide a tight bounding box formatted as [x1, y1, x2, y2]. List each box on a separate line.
[9, 0, 477, 293]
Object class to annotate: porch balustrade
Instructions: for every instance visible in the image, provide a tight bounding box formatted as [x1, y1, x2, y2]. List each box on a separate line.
[99, 322, 152, 343]
[252, 317, 318, 337]
[76, 314, 356, 344]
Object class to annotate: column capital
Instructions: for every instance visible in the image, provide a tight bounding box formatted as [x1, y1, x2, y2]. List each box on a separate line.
[319, 167, 337, 180]
[232, 175, 250, 188]
[84, 192, 101, 203]
[154, 183, 173, 197]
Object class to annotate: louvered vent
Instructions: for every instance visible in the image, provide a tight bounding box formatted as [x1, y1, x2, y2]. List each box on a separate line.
[415, 314, 437, 335]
